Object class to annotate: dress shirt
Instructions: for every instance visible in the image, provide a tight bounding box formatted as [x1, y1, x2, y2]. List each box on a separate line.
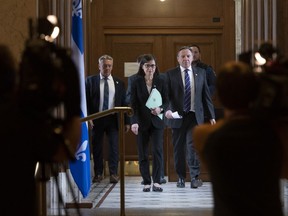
[180, 66, 195, 112]
[100, 74, 115, 111]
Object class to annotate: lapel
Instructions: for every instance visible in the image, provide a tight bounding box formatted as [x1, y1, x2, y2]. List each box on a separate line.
[139, 76, 150, 97]
[113, 77, 119, 98]
[175, 67, 184, 91]
[95, 75, 101, 97]
[192, 66, 199, 91]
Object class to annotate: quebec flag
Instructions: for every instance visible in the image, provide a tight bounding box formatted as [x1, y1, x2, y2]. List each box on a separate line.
[69, 0, 91, 198]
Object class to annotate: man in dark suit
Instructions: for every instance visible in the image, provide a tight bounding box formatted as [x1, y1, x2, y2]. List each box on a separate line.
[86, 54, 130, 184]
[190, 44, 218, 122]
[190, 44, 217, 96]
[164, 46, 216, 189]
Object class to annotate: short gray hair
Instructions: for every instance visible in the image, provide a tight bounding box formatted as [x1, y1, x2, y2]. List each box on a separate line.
[98, 54, 113, 64]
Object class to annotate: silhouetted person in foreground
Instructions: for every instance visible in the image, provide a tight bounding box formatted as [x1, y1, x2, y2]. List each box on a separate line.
[1, 42, 82, 216]
[193, 61, 284, 216]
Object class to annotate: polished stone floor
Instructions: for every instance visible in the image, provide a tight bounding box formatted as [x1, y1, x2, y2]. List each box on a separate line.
[50, 176, 288, 216]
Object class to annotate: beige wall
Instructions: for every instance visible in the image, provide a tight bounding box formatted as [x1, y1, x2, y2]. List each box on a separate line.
[0, 0, 36, 63]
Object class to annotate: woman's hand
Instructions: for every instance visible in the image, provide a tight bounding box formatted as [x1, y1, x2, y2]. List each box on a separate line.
[150, 107, 161, 116]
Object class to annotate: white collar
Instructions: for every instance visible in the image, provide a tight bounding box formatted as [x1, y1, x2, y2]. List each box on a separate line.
[100, 74, 112, 80]
[180, 66, 192, 73]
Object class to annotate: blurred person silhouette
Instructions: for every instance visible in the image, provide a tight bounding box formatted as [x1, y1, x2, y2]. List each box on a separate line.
[126, 54, 167, 185]
[130, 54, 168, 192]
[164, 46, 216, 189]
[86, 54, 130, 184]
[1, 42, 82, 216]
[193, 61, 284, 216]
[239, 42, 288, 180]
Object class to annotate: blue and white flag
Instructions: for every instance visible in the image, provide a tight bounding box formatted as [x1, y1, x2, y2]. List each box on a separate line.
[69, 0, 91, 198]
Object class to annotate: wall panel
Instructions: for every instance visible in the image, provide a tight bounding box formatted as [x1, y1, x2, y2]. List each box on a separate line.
[90, 0, 233, 75]
[102, 0, 223, 19]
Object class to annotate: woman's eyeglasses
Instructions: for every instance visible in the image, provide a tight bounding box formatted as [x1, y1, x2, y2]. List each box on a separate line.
[144, 64, 156, 69]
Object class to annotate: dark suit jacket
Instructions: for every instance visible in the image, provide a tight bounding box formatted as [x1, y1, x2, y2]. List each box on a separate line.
[125, 73, 138, 105]
[130, 74, 168, 131]
[194, 60, 217, 96]
[85, 74, 130, 126]
[165, 66, 215, 128]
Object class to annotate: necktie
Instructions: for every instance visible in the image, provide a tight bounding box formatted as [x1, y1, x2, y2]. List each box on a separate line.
[184, 69, 191, 112]
[103, 77, 109, 110]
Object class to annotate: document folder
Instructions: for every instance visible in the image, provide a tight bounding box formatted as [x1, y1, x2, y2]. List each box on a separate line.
[145, 88, 163, 119]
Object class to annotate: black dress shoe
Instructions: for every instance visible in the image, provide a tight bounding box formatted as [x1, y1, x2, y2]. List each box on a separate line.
[143, 185, 151, 192]
[92, 175, 103, 183]
[191, 178, 203, 188]
[153, 183, 163, 192]
[160, 177, 167, 184]
[176, 178, 185, 188]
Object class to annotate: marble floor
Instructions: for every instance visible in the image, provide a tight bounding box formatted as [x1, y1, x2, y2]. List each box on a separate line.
[51, 176, 288, 216]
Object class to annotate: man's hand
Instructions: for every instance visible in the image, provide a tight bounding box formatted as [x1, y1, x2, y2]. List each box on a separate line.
[210, 119, 216, 125]
[88, 120, 94, 129]
[165, 110, 173, 119]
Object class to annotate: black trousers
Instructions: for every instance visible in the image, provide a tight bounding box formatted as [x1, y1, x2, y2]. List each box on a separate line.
[171, 111, 199, 180]
[137, 124, 164, 185]
[91, 114, 119, 176]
